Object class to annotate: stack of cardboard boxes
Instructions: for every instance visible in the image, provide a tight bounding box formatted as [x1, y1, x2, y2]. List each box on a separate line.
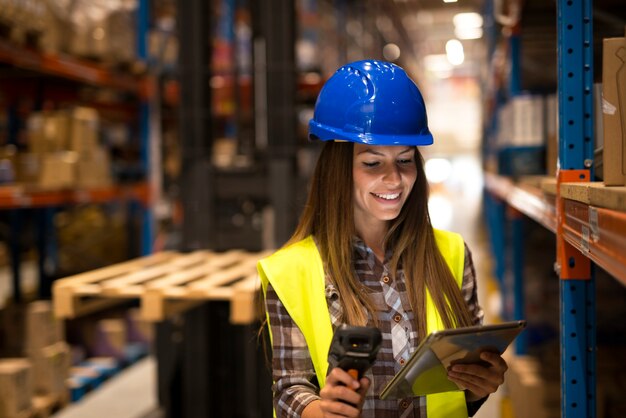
[25, 301, 70, 403]
[0, 301, 68, 418]
[17, 107, 112, 190]
[543, 32, 625, 183]
[0, 359, 32, 418]
[1, 0, 137, 68]
[602, 32, 626, 187]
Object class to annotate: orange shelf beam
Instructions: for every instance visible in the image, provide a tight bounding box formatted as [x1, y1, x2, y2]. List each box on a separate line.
[0, 183, 150, 209]
[561, 199, 626, 286]
[0, 40, 141, 94]
[485, 173, 626, 286]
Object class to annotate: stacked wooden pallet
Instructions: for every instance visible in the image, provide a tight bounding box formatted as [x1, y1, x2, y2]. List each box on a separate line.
[53, 250, 271, 324]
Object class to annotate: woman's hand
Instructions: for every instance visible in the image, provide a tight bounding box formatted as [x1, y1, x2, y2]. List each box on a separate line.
[318, 367, 370, 417]
[446, 351, 508, 402]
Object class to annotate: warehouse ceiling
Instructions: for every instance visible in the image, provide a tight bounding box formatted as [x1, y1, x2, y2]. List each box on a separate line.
[373, 0, 626, 88]
[372, 0, 487, 81]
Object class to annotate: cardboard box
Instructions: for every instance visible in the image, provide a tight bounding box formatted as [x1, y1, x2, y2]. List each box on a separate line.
[602, 37, 626, 186]
[594, 83, 604, 180]
[75, 148, 112, 189]
[0, 359, 32, 417]
[506, 356, 556, 418]
[30, 342, 71, 396]
[68, 107, 99, 155]
[27, 111, 71, 154]
[25, 301, 65, 354]
[97, 319, 127, 354]
[16, 151, 78, 189]
[498, 146, 546, 177]
[38, 152, 77, 190]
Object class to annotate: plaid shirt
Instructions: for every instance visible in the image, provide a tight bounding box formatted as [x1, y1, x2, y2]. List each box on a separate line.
[264, 237, 485, 418]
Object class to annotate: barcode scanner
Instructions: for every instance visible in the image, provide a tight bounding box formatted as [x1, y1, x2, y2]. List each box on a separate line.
[328, 324, 382, 383]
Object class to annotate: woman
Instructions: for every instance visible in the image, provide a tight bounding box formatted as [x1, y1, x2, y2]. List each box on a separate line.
[258, 60, 507, 418]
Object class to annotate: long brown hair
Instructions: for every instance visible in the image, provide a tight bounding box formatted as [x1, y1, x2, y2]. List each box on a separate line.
[289, 141, 473, 338]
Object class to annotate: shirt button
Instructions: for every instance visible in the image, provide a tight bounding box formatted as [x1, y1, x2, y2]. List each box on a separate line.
[400, 400, 410, 409]
[382, 276, 390, 283]
[394, 314, 402, 323]
[399, 358, 405, 365]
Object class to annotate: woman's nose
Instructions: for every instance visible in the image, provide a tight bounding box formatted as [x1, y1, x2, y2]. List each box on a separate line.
[383, 165, 401, 185]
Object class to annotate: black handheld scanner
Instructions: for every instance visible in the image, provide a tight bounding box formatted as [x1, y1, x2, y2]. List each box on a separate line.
[328, 324, 382, 381]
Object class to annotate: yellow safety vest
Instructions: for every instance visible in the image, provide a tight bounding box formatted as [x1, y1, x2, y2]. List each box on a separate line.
[258, 229, 468, 418]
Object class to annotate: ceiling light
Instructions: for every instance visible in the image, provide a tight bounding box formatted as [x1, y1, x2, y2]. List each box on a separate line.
[423, 54, 453, 78]
[443, 0, 458, 3]
[428, 195, 453, 229]
[445, 39, 464, 66]
[454, 27, 483, 40]
[424, 54, 452, 71]
[453, 12, 484, 29]
[425, 158, 453, 183]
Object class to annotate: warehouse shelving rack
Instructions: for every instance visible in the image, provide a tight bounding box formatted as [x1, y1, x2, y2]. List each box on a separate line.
[487, 174, 626, 286]
[481, 0, 626, 416]
[0, 0, 155, 301]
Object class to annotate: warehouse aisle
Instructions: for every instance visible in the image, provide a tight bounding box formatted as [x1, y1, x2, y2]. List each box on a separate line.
[428, 152, 504, 418]
[51, 357, 159, 418]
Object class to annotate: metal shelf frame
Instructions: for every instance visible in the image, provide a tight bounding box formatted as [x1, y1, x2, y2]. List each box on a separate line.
[557, 0, 596, 415]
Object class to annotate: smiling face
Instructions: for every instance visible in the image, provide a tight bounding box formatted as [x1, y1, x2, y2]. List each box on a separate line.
[352, 143, 418, 235]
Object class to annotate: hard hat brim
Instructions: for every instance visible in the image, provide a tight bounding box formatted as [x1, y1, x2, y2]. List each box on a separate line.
[308, 120, 434, 146]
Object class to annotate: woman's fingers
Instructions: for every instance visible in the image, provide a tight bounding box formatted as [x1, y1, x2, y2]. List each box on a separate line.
[447, 371, 497, 398]
[326, 368, 362, 390]
[320, 369, 370, 417]
[318, 397, 360, 417]
[447, 352, 508, 399]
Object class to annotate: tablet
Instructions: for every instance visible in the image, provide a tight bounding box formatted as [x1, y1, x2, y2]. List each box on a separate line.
[379, 320, 526, 400]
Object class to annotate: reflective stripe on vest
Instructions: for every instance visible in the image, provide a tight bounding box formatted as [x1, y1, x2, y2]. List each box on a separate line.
[258, 229, 468, 418]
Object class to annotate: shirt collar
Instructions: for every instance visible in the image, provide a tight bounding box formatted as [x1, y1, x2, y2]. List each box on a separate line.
[352, 236, 393, 264]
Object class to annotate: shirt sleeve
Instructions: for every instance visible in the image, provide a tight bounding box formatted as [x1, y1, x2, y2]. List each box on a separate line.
[264, 283, 320, 417]
[461, 243, 484, 326]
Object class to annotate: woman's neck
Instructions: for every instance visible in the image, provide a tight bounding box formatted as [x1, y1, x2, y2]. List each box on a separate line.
[355, 221, 388, 263]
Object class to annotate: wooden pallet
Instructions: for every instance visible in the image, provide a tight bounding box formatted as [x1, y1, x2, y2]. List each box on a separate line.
[53, 250, 271, 324]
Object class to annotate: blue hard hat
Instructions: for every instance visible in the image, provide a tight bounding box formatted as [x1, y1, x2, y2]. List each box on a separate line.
[308, 60, 433, 146]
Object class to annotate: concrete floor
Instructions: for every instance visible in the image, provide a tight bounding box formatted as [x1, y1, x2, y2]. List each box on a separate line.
[51, 357, 161, 418]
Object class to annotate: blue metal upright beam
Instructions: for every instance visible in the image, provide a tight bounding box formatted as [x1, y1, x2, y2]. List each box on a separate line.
[484, 192, 507, 288]
[510, 210, 527, 354]
[557, 0, 595, 416]
[137, 0, 155, 255]
[557, 0, 594, 170]
[509, 33, 522, 96]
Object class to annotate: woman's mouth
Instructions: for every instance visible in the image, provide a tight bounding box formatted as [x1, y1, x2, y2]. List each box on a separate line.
[372, 192, 401, 201]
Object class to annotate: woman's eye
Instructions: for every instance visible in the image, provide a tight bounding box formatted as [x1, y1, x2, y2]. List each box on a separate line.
[398, 159, 413, 165]
[363, 161, 379, 167]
